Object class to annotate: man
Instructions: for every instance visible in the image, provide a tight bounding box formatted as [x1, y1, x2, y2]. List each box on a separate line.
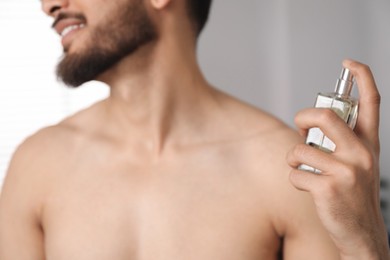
[0, 0, 388, 259]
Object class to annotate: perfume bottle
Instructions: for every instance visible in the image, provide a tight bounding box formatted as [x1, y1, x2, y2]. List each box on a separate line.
[299, 68, 359, 173]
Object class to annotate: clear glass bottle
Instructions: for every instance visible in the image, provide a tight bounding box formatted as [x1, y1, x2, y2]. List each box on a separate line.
[299, 68, 359, 173]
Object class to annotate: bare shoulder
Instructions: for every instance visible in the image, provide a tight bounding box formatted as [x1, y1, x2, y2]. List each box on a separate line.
[211, 88, 306, 207]
[214, 90, 339, 256]
[9, 117, 86, 169]
[211, 87, 301, 145]
[212, 88, 302, 178]
[0, 105, 93, 260]
[0, 103, 104, 231]
[27, 99, 108, 148]
[2, 100, 106, 186]
[0, 126, 77, 204]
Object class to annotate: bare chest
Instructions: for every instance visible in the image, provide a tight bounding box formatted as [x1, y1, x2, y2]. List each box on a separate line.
[42, 160, 281, 260]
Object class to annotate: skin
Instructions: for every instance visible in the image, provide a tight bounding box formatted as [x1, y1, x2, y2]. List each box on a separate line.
[0, 0, 388, 259]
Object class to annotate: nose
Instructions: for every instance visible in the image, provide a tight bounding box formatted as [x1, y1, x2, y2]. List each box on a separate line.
[41, 0, 69, 18]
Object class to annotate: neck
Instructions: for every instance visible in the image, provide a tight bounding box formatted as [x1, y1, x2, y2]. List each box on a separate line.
[97, 34, 217, 156]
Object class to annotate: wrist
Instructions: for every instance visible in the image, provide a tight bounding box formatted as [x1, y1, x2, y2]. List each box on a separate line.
[339, 241, 389, 260]
[339, 221, 389, 260]
[341, 253, 389, 260]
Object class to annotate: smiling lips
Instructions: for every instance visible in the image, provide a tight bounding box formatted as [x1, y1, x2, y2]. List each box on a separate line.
[61, 23, 85, 38]
[53, 18, 86, 47]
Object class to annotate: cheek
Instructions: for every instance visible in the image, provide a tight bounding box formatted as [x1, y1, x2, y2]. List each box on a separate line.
[77, 0, 110, 27]
[87, 0, 123, 25]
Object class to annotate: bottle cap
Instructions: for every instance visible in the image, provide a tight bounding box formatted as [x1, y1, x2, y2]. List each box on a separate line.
[335, 68, 354, 96]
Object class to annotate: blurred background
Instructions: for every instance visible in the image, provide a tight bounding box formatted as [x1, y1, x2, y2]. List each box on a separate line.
[0, 0, 389, 223]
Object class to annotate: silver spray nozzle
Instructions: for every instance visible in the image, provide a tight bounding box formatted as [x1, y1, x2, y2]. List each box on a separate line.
[335, 68, 354, 96]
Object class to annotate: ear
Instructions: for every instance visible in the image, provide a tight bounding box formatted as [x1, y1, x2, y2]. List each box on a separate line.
[149, 0, 171, 10]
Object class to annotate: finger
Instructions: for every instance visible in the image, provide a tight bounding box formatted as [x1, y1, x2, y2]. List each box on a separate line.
[289, 167, 327, 193]
[295, 108, 358, 151]
[343, 59, 381, 150]
[287, 143, 344, 175]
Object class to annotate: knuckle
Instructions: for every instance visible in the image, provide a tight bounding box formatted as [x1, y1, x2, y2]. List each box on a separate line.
[359, 150, 375, 171]
[289, 170, 302, 187]
[320, 180, 338, 199]
[294, 110, 305, 125]
[293, 143, 310, 159]
[351, 142, 375, 171]
[289, 170, 298, 183]
[286, 149, 294, 165]
[371, 92, 382, 105]
[360, 63, 371, 72]
[340, 164, 358, 183]
[339, 163, 372, 190]
[294, 114, 300, 126]
[319, 108, 337, 122]
[350, 60, 370, 72]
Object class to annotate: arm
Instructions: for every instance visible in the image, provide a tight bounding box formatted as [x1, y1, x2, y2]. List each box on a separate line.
[287, 60, 389, 259]
[0, 139, 46, 260]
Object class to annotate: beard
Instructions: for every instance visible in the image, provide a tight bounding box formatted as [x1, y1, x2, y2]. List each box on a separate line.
[56, 1, 157, 87]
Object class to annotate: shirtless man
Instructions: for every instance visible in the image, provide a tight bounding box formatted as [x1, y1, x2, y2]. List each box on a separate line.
[0, 0, 388, 259]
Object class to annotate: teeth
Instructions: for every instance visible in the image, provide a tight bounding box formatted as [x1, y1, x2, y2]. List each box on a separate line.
[61, 24, 85, 37]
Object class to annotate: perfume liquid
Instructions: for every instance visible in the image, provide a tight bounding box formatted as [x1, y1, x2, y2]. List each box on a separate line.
[299, 68, 359, 173]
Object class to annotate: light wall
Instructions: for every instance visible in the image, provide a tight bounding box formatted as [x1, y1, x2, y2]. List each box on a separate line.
[198, 0, 390, 220]
[0, 1, 109, 184]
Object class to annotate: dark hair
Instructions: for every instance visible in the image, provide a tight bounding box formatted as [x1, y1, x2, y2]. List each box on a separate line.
[186, 0, 213, 36]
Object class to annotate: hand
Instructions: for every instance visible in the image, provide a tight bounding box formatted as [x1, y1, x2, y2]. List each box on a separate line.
[287, 60, 389, 259]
